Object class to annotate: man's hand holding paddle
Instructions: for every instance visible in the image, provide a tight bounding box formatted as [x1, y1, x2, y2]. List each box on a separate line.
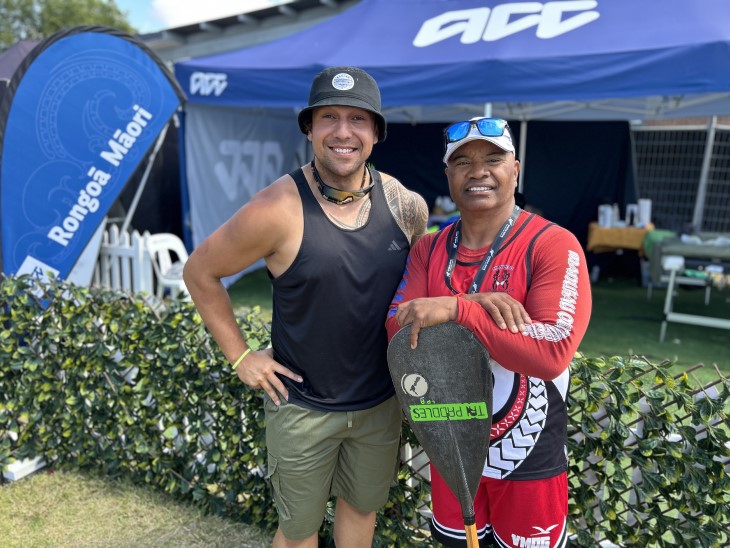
[393, 293, 531, 349]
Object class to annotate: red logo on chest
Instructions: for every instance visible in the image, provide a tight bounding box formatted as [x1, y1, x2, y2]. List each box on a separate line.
[492, 265, 514, 292]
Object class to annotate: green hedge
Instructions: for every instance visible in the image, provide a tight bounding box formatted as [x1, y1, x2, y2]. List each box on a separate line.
[0, 276, 728, 546]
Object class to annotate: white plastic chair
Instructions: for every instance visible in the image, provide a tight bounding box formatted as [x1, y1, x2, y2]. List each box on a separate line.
[146, 233, 190, 299]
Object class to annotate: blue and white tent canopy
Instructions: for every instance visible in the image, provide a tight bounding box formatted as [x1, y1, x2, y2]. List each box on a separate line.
[175, 0, 730, 122]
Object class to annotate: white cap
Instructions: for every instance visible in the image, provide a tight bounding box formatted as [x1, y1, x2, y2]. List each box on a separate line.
[443, 118, 515, 163]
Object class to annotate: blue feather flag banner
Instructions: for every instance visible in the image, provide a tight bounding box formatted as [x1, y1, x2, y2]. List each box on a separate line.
[0, 26, 184, 281]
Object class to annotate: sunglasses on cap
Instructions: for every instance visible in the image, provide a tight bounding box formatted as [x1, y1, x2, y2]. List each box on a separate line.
[443, 117, 510, 145]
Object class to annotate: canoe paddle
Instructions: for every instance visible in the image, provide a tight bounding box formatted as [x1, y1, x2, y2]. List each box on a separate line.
[387, 321, 492, 547]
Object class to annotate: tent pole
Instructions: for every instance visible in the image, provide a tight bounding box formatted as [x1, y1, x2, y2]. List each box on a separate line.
[518, 121, 527, 193]
[692, 115, 716, 230]
[120, 120, 171, 235]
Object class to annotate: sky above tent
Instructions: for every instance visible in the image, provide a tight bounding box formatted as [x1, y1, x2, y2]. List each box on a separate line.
[117, 0, 294, 33]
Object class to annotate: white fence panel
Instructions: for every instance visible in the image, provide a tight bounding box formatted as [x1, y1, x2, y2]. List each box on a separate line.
[93, 226, 154, 295]
[92, 226, 189, 300]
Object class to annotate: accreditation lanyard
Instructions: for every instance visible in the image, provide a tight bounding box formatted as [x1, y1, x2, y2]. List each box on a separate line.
[444, 205, 522, 294]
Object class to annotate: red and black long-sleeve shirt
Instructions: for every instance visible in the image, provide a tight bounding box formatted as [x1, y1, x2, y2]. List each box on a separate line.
[386, 211, 592, 480]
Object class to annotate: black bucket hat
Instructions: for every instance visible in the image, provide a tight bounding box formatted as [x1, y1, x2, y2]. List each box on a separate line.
[298, 66, 387, 142]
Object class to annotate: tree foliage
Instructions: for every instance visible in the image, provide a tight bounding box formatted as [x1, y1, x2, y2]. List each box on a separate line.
[0, 0, 135, 50]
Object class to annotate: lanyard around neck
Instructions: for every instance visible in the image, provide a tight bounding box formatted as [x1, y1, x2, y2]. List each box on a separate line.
[444, 205, 521, 294]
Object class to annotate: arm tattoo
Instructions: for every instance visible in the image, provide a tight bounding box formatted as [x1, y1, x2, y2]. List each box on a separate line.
[383, 177, 429, 245]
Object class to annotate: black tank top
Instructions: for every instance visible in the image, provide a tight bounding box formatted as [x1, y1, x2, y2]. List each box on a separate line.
[270, 167, 410, 411]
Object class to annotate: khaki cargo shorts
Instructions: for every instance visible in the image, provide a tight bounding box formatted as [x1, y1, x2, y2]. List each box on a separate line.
[264, 395, 401, 540]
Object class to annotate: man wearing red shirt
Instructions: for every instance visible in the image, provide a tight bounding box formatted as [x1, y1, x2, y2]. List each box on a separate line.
[386, 118, 592, 547]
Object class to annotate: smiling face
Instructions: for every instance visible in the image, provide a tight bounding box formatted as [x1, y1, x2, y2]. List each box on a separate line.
[444, 139, 520, 218]
[307, 105, 379, 188]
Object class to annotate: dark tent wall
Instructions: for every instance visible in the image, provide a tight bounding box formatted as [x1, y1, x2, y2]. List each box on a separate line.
[370, 120, 634, 246]
[115, 127, 184, 237]
[520, 121, 635, 245]
[369, 123, 447, 211]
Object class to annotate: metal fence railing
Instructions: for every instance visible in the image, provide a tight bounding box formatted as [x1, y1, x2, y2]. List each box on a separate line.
[631, 118, 730, 234]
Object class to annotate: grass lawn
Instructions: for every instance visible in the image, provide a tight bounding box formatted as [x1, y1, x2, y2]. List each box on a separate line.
[227, 268, 273, 320]
[0, 470, 272, 547]
[581, 276, 730, 386]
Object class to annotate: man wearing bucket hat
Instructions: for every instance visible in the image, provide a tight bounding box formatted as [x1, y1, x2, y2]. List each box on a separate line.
[183, 66, 429, 547]
[386, 117, 592, 547]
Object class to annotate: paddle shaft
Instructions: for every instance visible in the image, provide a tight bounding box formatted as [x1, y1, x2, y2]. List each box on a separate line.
[465, 523, 479, 548]
[454, 431, 480, 547]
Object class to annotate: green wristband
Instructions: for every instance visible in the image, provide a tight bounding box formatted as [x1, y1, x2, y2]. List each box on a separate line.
[232, 348, 251, 370]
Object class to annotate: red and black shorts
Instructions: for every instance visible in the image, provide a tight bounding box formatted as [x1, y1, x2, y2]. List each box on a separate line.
[429, 464, 568, 547]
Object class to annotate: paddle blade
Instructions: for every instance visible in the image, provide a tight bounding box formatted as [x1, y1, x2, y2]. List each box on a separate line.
[387, 322, 492, 519]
